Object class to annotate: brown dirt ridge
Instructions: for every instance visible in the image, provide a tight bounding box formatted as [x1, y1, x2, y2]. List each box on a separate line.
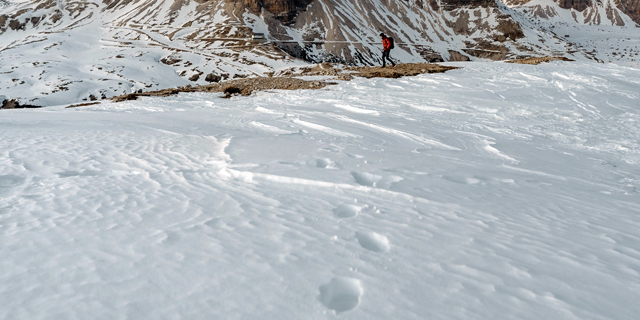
[505, 56, 575, 65]
[106, 62, 459, 103]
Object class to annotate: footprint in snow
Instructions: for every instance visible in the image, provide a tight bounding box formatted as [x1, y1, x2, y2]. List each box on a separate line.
[318, 277, 363, 313]
[315, 158, 332, 168]
[351, 171, 403, 188]
[332, 204, 362, 218]
[355, 231, 390, 252]
[351, 172, 382, 187]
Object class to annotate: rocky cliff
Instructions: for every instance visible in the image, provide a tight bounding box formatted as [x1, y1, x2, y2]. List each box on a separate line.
[618, 0, 640, 23]
[556, 0, 592, 11]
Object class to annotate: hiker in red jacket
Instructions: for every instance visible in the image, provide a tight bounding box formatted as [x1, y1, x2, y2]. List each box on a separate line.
[380, 33, 395, 68]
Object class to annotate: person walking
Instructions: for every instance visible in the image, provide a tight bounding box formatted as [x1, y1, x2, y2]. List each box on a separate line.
[380, 33, 395, 68]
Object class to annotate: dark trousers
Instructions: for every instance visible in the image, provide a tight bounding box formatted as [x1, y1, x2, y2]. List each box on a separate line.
[382, 49, 395, 67]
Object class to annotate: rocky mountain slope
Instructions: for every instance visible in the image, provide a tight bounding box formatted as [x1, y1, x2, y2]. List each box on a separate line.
[1, 0, 639, 106]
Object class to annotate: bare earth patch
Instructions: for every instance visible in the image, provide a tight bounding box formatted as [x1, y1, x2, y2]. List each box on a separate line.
[103, 63, 459, 104]
[66, 102, 101, 108]
[505, 56, 575, 65]
[110, 77, 334, 102]
[343, 63, 459, 79]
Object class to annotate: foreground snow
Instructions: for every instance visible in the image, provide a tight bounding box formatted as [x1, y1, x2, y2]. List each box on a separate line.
[1, 61, 639, 319]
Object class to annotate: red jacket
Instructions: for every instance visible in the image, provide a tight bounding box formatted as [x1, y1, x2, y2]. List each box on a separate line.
[383, 37, 391, 50]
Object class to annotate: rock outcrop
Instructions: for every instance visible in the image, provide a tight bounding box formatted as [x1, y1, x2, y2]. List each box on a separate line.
[618, 0, 640, 23]
[556, 0, 592, 11]
[234, 0, 314, 23]
[1, 98, 41, 109]
[440, 0, 497, 9]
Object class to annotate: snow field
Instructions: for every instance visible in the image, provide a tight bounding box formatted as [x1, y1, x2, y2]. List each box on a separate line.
[1, 61, 640, 319]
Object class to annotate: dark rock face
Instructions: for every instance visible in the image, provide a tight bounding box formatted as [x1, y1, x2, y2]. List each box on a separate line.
[260, 0, 314, 14]
[236, 0, 313, 23]
[440, 0, 496, 10]
[448, 50, 471, 61]
[239, 0, 261, 12]
[421, 50, 444, 62]
[496, 18, 525, 41]
[1, 98, 41, 109]
[205, 73, 222, 83]
[9, 19, 26, 30]
[556, 0, 592, 12]
[263, 0, 295, 14]
[618, 0, 640, 24]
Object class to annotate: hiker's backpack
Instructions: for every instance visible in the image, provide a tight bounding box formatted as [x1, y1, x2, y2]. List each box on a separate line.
[389, 37, 395, 49]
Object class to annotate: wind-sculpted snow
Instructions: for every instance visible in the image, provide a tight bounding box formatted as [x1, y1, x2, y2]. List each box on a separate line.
[1, 61, 639, 319]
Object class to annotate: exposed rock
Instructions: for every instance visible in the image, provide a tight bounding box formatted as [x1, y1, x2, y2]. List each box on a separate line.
[66, 102, 101, 108]
[30, 16, 40, 27]
[448, 50, 471, 61]
[428, 0, 440, 11]
[501, 0, 531, 5]
[160, 55, 182, 65]
[557, 0, 592, 12]
[234, 0, 313, 24]
[464, 49, 509, 60]
[2, 99, 19, 109]
[295, 62, 342, 76]
[205, 73, 222, 83]
[9, 19, 25, 30]
[450, 11, 472, 35]
[111, 76, 336, 101]
[263, 0, 295, 14]
[505, 56, 575, 64]
[464, 40, 510, 60]
[1, 98, 41, 109]
[344, 63, 459, 79]
[618, 0, 640, 24]
[109, 63, 459, 102]
[50, 11, 63, 23]
[440, 0, 496, 10]
[222, 85, 243, 98]
[421, 50, 445, 62]
[496, 19, 525, 41]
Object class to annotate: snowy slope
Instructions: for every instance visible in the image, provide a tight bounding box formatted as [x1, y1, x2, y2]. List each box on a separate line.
[505, 0, 640, 66]
[0, 0, 302, 106]
[1, 61, 639, 319]
[257, 0, 584, 64]
[2, 0, 640, 107]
